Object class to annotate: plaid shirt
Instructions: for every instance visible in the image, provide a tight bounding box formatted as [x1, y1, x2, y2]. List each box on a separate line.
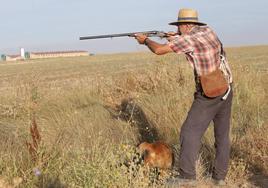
[168, 25, 224, 76]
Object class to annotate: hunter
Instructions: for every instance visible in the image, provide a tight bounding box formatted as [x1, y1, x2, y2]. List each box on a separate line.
[135, 8, 233, 186]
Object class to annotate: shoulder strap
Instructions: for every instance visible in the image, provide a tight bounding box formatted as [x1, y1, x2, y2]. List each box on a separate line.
[218, 38, 225, 56]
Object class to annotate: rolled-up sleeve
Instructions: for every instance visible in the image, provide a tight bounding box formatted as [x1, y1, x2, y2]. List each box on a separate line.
[168, 36, 194, 54]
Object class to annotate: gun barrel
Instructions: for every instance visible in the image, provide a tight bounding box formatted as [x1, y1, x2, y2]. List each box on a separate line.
[79, 30, 161, 40]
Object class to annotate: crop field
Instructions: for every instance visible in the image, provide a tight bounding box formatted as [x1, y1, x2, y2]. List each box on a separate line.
[0, 45, 267, 187]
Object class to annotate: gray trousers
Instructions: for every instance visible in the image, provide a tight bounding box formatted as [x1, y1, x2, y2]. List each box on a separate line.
[179, 88, 233, 180]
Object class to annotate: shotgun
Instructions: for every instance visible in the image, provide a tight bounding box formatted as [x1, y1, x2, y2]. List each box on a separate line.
[79, 30, 168, 40]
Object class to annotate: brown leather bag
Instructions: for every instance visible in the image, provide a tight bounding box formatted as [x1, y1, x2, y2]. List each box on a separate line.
[200, 68, 228, 98]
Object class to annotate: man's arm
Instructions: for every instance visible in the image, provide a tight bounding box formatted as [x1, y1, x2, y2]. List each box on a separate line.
[135, 34, 173, 55]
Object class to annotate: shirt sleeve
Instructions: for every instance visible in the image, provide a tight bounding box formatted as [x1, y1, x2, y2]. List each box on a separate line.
[168, 35, 194, 54]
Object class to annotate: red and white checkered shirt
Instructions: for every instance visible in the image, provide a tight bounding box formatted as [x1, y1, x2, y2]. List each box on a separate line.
[168, 26, 223, 76]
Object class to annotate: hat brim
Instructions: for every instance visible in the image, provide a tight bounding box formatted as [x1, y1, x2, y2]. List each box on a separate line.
[169, 20, 206, 26]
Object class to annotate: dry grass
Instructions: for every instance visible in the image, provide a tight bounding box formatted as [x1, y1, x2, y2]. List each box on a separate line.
[0, 46, 267, 187]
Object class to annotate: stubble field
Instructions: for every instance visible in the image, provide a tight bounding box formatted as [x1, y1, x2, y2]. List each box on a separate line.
[0, 45, 267, 187]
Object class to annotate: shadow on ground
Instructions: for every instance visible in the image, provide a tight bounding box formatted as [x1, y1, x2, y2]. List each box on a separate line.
[36, 175, 66, 188]
[115, 98, 160, 143]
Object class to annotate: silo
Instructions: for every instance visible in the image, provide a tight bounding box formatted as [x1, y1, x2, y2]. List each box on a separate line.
[21, 48, 25, 59]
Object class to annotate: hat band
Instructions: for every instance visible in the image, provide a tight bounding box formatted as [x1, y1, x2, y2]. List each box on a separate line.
[178, 17, 198, 21]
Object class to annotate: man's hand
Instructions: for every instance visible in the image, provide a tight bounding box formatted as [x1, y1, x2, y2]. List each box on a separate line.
[134, 33, 148, 44]
[134, 32, 174, 55]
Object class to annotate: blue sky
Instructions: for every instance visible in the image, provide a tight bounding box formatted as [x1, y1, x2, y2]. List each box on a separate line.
[1, 0, 268, 54]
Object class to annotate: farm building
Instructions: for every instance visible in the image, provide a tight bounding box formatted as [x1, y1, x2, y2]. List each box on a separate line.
[29, 50, 89, 59]
[2, 54, 24, 61]
[1, 50, 89, 61]
[1, 48, 26, 61]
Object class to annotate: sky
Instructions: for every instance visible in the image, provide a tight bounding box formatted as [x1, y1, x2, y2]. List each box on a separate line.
[1, 0, 268, 55]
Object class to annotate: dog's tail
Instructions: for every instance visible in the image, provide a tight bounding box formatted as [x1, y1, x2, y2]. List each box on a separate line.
[138, 142, 155, 162]
[138, 142, 153, 153]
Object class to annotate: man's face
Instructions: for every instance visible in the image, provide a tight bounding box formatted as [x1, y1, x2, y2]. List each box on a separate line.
[177, 24, 192, 35]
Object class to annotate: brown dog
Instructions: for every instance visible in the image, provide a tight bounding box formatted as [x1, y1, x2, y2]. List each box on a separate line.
[138, 141, 173, 169]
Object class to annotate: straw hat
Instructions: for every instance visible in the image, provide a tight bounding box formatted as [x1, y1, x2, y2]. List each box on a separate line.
[169, 9, 206, 26]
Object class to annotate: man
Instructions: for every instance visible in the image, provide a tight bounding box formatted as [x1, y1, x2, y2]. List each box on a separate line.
[135, 9, 233, 186]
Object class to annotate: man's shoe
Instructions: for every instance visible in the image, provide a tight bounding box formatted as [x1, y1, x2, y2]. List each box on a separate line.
[166, 175, 197, 187]
[212, 179, 227, 186]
